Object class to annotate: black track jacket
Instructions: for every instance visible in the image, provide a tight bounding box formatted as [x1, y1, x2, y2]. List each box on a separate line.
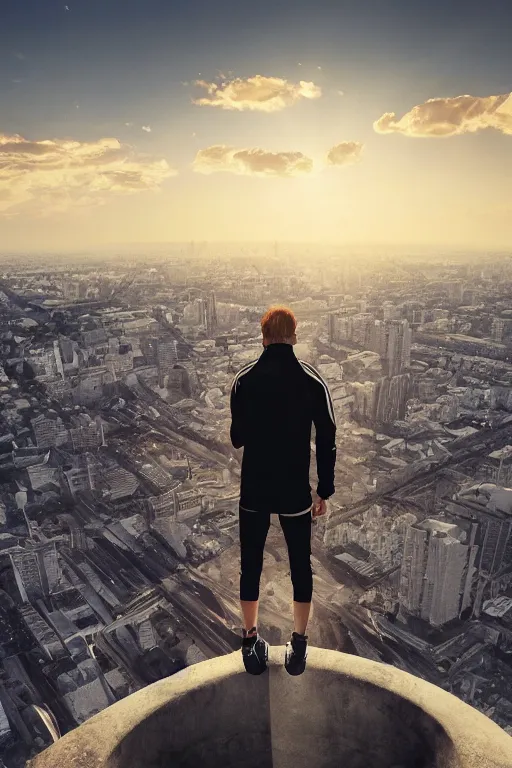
[230, 343, 336, 515]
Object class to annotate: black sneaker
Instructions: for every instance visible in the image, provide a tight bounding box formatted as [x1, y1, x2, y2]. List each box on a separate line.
[242, 626, 268, 675]
[285, 632, 308, 676]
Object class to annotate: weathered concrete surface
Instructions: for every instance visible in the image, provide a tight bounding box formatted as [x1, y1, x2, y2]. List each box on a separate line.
[270, 647, 512, 768]
[29, 647, 512, 768]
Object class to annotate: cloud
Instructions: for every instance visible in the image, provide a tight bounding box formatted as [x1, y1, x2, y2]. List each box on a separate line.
[326, 141, 364, 166]
[374, 92, 512, 137]
[192, 75, 321, 112]
[142, 125, 152, 133]
[193, 145, 313, 177]
[0, 134, 176, 215]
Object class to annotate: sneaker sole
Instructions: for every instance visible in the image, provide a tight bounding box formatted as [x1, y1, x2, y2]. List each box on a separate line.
[242, 640, 269, 675]
[284, 643, 307, 676]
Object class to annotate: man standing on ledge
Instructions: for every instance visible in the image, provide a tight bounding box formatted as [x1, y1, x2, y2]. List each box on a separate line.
[230, 306, 336, 676]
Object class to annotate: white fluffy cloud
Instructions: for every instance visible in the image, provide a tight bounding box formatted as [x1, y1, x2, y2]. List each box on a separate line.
[193, 145, 313, 177]
[326, 141, 364, 166]
[193, 75, 321, 112]
[0, 134, 175, 214]
[374, 92, 512, 137]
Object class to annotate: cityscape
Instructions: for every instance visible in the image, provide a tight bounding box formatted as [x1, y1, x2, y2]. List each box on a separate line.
[0, 246, 510, 763]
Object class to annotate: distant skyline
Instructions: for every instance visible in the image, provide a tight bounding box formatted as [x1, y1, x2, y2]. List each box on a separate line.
[1, 0, 512, 251]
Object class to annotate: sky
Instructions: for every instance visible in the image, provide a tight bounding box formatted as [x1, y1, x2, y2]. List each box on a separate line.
[1, 0, 512, 252]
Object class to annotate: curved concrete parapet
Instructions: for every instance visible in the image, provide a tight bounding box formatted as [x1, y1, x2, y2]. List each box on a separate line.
[29, 647, 512, 768]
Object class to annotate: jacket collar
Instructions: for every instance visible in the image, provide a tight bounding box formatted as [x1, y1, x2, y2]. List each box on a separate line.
[262, 343, 296, 357]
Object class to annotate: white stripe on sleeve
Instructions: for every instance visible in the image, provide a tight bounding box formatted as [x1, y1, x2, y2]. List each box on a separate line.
[298, 360, 336, 425]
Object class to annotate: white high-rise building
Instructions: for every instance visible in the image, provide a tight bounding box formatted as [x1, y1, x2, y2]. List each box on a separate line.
[399, 518, 478, 627]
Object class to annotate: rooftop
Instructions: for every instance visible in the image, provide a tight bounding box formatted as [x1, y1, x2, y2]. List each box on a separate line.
[29, 646, 512, 768]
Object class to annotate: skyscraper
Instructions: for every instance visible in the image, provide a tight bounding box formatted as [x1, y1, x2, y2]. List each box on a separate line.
[10, 543, 62, 604]
[386, 319, 412, 376]
[205, 291, 217, 336]
[326, 313, 411, 375]
[157, 338, 178, 387]
[328, 312, 336, 343]
[373, 373, 411, 424]
[446, 485, 512, 617]
[491, 317, 506, 343]
[399, 517, 478, 627]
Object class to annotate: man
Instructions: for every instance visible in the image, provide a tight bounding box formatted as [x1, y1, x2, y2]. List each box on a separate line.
[230, 306, 336, 676]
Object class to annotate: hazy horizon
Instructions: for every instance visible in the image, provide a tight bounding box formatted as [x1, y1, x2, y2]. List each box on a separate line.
[1, 240, 509, 259]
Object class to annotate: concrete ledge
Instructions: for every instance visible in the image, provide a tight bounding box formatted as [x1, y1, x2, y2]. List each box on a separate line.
[29, 647, 512, 768]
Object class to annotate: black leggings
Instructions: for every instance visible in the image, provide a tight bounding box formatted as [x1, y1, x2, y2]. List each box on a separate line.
[239, 508, 313, 603]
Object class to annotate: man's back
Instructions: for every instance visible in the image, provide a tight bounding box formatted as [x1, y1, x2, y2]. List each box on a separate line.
[230, 343, 336, 515]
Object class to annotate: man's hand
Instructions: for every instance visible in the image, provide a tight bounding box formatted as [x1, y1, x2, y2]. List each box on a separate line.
[312, 493, 327, 518]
